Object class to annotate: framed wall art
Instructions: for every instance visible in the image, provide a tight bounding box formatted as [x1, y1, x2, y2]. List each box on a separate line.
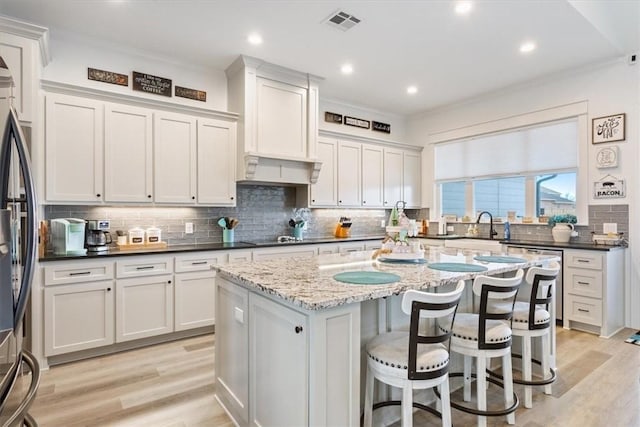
[592, 113, 625, 144]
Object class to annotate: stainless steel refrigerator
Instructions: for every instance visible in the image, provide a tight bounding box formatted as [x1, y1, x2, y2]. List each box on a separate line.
[0, 55, 40, 426]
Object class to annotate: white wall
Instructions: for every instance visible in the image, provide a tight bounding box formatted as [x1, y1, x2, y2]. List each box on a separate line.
[319, 98, 410, 144]
[43, 29, 228, 111]
[407, 58, 640, 328]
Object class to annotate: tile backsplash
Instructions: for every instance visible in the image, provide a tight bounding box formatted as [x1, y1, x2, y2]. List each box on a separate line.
[44, 186, 628, 246]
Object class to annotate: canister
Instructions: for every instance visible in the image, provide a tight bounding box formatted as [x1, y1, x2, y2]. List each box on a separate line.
[146, 227, 162, 244]
[128, 227, 145, 245]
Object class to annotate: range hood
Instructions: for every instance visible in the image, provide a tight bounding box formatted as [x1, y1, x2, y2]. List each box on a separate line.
[237, 152, 322, 185]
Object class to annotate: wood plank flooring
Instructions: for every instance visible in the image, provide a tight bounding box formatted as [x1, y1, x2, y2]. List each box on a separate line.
[22, 327, 640, 426]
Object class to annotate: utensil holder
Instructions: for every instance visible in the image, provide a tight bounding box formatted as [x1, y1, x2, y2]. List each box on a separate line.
[293, 227, 303, 239]
[223, 229, 234, 243]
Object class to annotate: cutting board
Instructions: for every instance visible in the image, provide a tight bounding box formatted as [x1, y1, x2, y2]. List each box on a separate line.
[116, 241, 168, 251]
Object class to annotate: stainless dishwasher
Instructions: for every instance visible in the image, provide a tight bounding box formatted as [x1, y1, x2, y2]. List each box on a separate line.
[506, 245, 563, 322]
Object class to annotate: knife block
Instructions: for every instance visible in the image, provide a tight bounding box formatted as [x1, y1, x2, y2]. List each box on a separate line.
[334, 224, 350, 238]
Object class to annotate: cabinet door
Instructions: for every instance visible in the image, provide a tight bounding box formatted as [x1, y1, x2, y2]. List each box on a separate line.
[249, 293, 308, 427]
[104, 103, 153, 203]
[362, 144, 384, 207]
[252, 247, 317, 261]
[256, 77, 307, 158]
[403, 151, 422, 207]
[115, 274, 174, 342]
[197, 118, 237, 205]
[174, 270, 216, 331]
[153, 112, 197, 203]
[44, 280, 115, 356]
[0, 33, 34, 122]
[310, 138, 338, 206]
[337, 141, 361, 207]
[45, 93, 104, 203]
[383, 148, 403, 208]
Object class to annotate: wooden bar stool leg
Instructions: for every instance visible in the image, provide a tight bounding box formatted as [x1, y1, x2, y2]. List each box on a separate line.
[464, 355, 472, 402]
[402, 382, 413, 427]
[503, 354, 516, 425]
[522, 335, 533, 408]
[476, 356, 487, 427]
[364, 364, 374, 427]
[542, 332, 552, 395]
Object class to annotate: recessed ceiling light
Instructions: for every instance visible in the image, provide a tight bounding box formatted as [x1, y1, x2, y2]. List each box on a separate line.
[520, 41, 536, 53]
[455, 1, 473, 15]
[407, 86, 418, 95]
[341, 64, 354, 75]
[248, 33, 263, 45]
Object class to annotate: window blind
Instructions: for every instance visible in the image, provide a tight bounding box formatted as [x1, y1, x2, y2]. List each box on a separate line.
[434, 119, 578, 181]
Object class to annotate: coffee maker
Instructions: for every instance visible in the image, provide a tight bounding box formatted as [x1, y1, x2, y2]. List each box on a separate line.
[85, 220, 112, 252]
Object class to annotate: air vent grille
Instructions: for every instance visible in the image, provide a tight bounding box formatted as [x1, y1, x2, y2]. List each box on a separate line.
[325, 10, 361, 31]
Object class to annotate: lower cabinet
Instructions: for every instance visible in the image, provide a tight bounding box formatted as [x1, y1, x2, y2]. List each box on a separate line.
[249, 292, 308, 427]
[115, 274, 174, 342]
[174, 270, 216, 331]
[44, 280, 115, 356]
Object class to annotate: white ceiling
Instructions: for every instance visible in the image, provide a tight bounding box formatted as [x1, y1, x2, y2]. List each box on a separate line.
[1, 0, 638, 116]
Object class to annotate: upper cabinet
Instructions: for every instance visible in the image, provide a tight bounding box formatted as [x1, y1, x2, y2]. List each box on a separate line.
[44, 92, 237, 206]
[0, 17, 50, 124]
[226, 56, 322, 185]
[309, 138, 338, 207]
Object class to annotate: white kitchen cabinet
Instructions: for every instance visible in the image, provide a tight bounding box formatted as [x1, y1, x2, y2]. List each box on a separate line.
[338, 242, 366, 253]
[0, 32, 35, 123]
[362, 144, 384, 207]
[215, 277, 250, 425]
[403, 150, 422, 208]
[249, 292, 308, 427]
[104, 103, 153, 203]
[383, 147, 421, 208]
[174, 270, 216, 331]
[337, 141, 362, 207]
[115, 274, 174, 342]
[153, 111, 197, 204]
[197, 118, 237, 205]
[228, 250, 253, 263]
[310, 138, 338, 207]
[563, 248, 624, 338]
[256, 77, 307, 158]
[45, 93, 104, 203]
[252, 246, 317, 261]
[44, 280, 115, 356]
[383, 147, 403, 208]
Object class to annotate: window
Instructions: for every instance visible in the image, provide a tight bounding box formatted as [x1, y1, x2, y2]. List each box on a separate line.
[474, 177, 526, 218]
[441, 181, 465, 217]
[536, 173, 576, 217]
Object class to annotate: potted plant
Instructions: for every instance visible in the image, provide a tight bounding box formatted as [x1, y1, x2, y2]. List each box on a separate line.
[548, 214, 577, 243]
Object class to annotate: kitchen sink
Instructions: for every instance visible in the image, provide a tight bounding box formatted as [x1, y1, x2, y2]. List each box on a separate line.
[443, 238, 504, 252]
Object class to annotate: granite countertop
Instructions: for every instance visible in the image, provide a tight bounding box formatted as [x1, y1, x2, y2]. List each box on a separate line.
[38, 235, 386, 262]
[214, 247, 559, 311]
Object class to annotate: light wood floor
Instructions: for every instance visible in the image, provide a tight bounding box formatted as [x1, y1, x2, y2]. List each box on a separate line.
[23, 327, 640, 426]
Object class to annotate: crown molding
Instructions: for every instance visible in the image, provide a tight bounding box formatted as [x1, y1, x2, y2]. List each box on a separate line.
[0, 15, 51, 66]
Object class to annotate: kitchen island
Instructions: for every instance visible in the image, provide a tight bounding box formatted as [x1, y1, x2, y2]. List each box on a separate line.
[213, 247, 559, 427]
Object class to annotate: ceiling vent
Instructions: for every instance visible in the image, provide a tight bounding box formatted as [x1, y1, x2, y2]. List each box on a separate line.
[324, 10, 361, 31]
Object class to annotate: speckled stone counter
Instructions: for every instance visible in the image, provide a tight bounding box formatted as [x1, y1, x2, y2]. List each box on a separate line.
[214, 246, 559, 310]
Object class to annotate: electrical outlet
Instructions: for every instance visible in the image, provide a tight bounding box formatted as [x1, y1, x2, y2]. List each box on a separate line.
[447, 225, 454, 232]
[380, 220, 385, 227]
[185, 222, 194, 234]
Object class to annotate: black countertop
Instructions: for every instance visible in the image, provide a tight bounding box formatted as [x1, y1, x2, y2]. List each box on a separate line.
[419, 234, 624, 251]
[39, 235, 386, 262]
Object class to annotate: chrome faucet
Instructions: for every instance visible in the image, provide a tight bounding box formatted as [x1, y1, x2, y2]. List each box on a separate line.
[476, 211, 498, 240]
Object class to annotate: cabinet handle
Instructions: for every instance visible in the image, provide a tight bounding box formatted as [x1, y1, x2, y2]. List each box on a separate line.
[191, 261, 208, 265]
[577, 259, 590, 263]
[384, 201, 387, 204]
[96, 194, 101, 197]
[69, 271, 91, 276]
[148, 195, 152, 198]
[192, 196, 195, 200]
[107, 287, 111, 291]
[577, 308, 590, 313]
[136, 266, 154, 270]
[312, 199, 315, 203]
[230, 196, 234, 200]
[294, 326, 303, 334]
[577, 281, 590, 285]
[363, 200, 366, 204]
[168, 280, 172, 284]
[339, 200, 342, 204]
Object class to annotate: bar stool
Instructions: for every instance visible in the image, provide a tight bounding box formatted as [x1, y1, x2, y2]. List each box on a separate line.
[492, 261, 560, 408]
[363, 280, 465, 427]
[446, 270, 524, 427]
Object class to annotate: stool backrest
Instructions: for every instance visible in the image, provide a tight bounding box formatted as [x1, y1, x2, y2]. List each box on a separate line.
[524, 261, 560, 330]
[473, 269, 524, 350]
[402, 280, 465, 380]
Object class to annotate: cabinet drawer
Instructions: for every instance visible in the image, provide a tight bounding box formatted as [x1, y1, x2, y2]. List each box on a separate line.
[44, 261, 114, 286]
[228, 250, 253, 263]
[565, 294, 602, 326]
[338, 243, 365, 253]
[565, 268, 603, 299]
[565, 251, 603, 270]
[116, 256, 173, 278]
[175, 252, 227, 273]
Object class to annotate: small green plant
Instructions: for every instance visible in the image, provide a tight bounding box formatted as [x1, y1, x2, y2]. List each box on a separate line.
[548, 214, 577, 227]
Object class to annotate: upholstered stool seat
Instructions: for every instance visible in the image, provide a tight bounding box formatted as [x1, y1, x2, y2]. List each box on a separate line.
[450, 313, 512, 348]
[363, 280, 465, 427]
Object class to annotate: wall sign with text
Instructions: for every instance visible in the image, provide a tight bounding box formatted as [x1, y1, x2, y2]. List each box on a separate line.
[594, 175, 625, 199]
[344, 116, 370, 129]
[132, 71, 172, 97]
[592, 113, 625, 144]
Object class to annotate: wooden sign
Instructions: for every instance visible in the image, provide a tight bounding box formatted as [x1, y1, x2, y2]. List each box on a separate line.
[592, 113, 625, 143]
[372, 120, 391, 134]
[132, 71, 172, 97]
[175, 86, 207, 102]
[88, 67, 128, 86]
[324, 111, 343, 124]
[344, 115, 370, 129]
[594, 175, 625, 198]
